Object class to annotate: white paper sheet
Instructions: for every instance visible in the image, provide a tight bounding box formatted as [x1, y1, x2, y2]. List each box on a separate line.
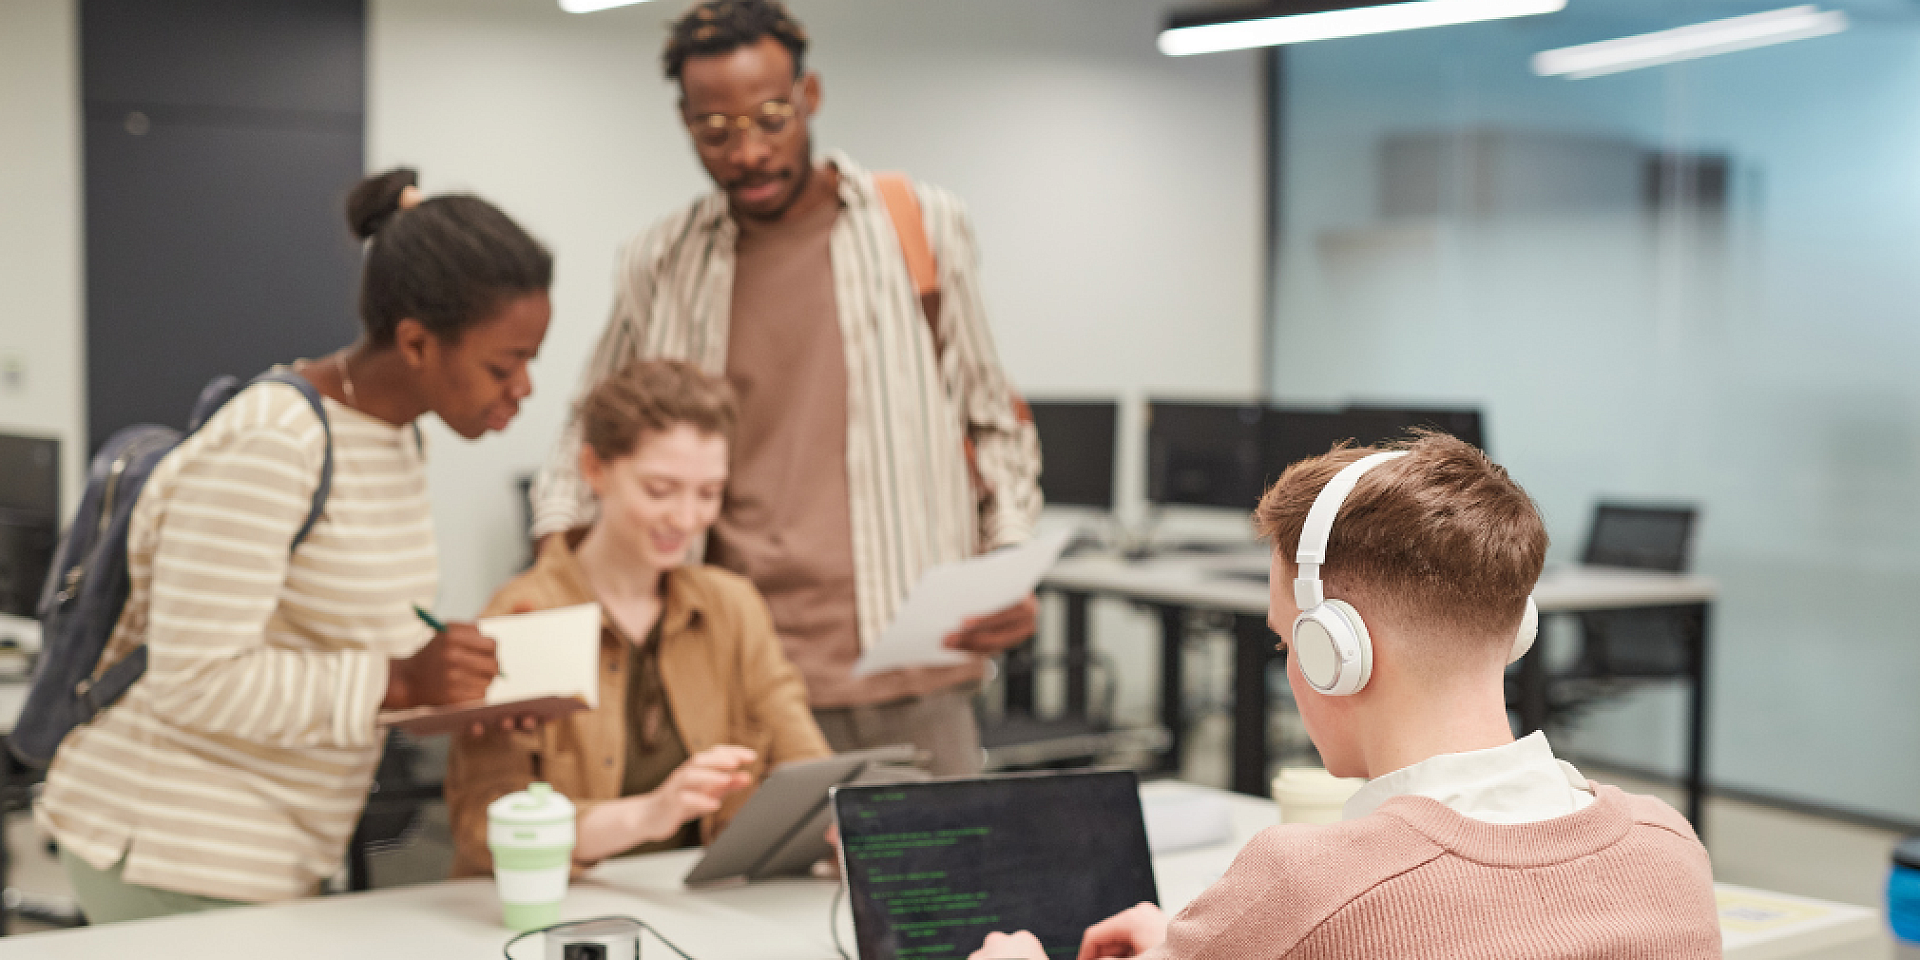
[478, 602, 602, 708]
[852, 529, 1074, 678]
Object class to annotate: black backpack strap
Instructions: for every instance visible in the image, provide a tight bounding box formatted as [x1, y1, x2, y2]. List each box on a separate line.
[254, 371, 335, 551]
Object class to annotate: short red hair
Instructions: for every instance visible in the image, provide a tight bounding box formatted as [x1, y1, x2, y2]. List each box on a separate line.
[1254, 432, 1546, 646]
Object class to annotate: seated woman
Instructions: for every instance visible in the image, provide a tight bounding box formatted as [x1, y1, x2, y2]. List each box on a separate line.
[446, 359, 829, 875]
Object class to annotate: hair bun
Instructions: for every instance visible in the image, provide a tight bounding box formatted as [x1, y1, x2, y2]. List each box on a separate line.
[346, 167, 421, 240]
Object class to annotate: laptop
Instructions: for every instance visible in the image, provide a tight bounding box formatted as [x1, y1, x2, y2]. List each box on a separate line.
[683, 745, 917, 888]
[832, 769, 1158, 960]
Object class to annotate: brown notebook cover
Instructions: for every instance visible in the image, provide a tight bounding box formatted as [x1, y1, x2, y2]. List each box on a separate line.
[379, 695, 589, 737]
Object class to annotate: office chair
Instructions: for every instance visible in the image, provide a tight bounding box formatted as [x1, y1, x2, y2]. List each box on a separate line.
[1576, 503, 1699, 677]
[345, 729, 444, 891]
[1522, 503, 1701, 731]
[979, 649, 1168, 772]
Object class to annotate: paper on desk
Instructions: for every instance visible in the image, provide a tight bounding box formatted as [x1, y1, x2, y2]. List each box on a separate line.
[379, 602, 601, 735]
[852, 529, 1073, 678]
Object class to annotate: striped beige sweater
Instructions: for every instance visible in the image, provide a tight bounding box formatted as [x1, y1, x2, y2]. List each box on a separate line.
[35, 379, 437, 902]
[1150, 783, 1721, 959]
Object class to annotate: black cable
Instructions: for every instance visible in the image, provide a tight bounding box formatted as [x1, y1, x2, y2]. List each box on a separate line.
[830, 880, 852, 960]
[503, 915, 697, 960]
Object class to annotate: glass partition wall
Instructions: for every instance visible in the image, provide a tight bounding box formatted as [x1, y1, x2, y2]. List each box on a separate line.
[1268, 2, 1920, 824]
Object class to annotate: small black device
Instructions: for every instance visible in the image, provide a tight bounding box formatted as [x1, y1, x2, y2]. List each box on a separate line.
[1146, 401, 1265, 509]
[1027, 400, 1118, 510]
[832, 769, 1157, 960]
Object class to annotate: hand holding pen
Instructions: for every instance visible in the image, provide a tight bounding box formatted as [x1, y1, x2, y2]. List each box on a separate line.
[380, 606, 501, 711]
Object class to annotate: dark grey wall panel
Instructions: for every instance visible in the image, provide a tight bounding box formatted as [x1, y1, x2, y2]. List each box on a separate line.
[83, 0, 366, 452]
[83, 0, 364, 116]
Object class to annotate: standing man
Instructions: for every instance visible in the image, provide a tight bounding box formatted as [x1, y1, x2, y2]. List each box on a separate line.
[531, 0, 1042, 776]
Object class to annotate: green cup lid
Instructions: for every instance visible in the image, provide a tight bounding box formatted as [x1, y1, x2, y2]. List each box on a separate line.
[488, 781, 576, 826]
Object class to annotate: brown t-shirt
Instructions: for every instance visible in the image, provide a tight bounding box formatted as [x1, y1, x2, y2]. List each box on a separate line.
[708, 167, 867, 709]
[710, 166, 980, 708]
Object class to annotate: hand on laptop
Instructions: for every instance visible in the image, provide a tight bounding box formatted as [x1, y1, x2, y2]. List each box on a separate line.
[1077, 903, 1168, 958]
[968, 930, 1046, 960]
[944, 595, 1039, 654]
[965, 903, 1168, 960]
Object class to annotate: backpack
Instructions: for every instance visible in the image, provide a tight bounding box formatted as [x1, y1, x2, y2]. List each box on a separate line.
[9, 371, 334, 767]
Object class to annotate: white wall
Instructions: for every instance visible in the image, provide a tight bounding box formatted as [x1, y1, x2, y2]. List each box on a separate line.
[0, 0, 85, 513]
[368, 0, 1265, 616]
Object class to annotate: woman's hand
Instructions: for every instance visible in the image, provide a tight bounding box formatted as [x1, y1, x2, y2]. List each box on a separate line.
[636, 745, 758, 840]
[575, 745, 758, 861]
[384, 622, 498, 710]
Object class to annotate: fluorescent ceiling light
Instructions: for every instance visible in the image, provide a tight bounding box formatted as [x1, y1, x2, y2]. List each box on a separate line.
[560, 0, 649, 12]
[1533, 5, 1848, 79]
[1159, 0, 1566, 57]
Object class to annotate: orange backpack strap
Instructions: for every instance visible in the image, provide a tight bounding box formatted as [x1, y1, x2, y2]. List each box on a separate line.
[874, 172, 1030, 506]
[874, 172, 938, 300]
[874, 172, 941, 313]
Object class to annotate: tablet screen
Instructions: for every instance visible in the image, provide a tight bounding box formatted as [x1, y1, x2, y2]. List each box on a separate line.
[833, 770, 1158, 960]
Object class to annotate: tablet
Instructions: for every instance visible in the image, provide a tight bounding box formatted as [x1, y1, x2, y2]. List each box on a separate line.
[832, 770, 1158, 960]
[682, 745, 915, 888]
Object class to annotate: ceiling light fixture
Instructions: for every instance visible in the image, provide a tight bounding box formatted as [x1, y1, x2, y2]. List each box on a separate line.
[1159, 0, 1566, 57]
[1532, 5, 1848, 79]
[559, 0, 650, 12]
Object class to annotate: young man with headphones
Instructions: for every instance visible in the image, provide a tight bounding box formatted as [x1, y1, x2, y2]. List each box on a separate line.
[970, 433, 1721, 960]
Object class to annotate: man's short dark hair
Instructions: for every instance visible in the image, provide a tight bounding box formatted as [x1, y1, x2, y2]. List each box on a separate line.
[663, 0, 809, 82]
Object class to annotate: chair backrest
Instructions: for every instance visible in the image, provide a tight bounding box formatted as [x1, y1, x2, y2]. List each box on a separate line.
[1581, 503, 1698, 572]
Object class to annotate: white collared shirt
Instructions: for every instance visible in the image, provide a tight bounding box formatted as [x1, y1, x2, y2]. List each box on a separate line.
[1342, 732, 1596, 824]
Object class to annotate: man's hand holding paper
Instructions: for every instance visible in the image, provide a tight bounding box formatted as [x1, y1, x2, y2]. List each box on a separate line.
[853, 529, 1072, 678]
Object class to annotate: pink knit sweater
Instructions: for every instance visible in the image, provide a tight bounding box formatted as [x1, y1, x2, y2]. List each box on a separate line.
[1149, 783, 1721, 959]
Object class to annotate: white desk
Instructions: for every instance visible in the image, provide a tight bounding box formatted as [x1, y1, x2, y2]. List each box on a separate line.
[0, 782, 1876, 959]
[1038, 552, 1719, 823]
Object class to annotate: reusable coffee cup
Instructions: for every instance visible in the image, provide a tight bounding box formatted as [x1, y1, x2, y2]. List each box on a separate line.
[1271, 766, 1365, 825]
[488, 781, 577, 931]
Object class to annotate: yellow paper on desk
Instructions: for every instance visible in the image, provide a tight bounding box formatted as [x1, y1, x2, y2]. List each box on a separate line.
[378, 603, 601, 735]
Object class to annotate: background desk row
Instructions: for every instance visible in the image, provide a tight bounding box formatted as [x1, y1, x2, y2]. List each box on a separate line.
[1036, 554, 1718, 825]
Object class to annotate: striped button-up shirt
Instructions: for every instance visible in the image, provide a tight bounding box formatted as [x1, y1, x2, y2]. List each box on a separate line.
[531, 153, 1041, 696]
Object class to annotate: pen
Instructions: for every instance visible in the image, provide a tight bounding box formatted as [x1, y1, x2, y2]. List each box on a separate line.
[414, 604, 506, 680]
[412, 604, 448, 633]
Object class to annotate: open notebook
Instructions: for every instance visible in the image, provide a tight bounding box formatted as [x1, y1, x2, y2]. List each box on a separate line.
[377, 602, 602, 736]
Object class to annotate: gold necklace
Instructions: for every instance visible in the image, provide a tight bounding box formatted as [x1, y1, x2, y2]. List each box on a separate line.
[336, 352, 359, 409]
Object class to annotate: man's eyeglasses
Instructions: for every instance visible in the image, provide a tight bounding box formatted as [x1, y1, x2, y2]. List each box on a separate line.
[685, 92, 800, 150]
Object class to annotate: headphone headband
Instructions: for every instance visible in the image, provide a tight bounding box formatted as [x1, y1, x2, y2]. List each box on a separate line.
[1293, 451, 1408, 611]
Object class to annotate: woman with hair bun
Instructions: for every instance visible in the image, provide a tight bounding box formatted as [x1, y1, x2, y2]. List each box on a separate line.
[35, 168, 554, 922]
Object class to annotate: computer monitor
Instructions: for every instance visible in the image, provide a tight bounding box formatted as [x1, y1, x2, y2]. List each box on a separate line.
[1343, 404, 1485, 453]
[1262, 404, 1487, 481]
[0, 434, 59, 619]
[1027, 400, 1117, 510]
[1146, 401, 1265, 509]
[0, 434, 58, 521]
[1259, 405, 1354, 484]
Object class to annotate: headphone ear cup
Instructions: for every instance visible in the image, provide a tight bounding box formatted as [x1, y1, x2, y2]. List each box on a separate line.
[1508, 595, 1539, 664]
[1293, 599, 1373, 696]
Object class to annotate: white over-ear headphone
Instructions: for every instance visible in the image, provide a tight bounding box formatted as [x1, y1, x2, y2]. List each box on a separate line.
[1291, 450, 1539, 697]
